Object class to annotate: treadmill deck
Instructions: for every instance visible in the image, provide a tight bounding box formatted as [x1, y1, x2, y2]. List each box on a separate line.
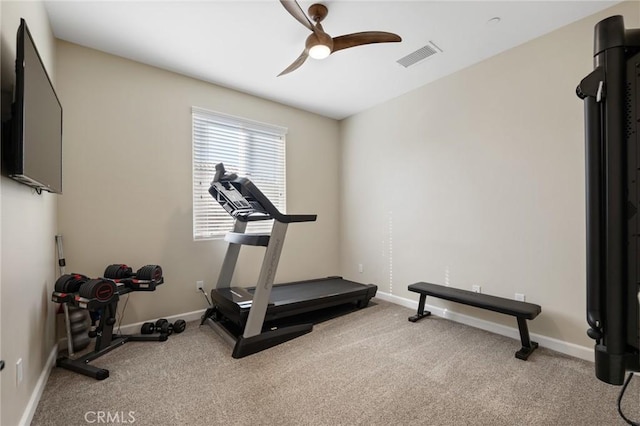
[211, 277, 377, 326]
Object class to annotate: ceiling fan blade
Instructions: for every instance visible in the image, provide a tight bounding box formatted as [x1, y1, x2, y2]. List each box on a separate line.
[332, 32, 402, 53]
[278, 51, 309, 76]
[280, 0, 315, 32]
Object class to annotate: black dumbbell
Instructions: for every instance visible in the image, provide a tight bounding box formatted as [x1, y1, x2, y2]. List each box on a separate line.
[172, 319, 187, 334]
[104, 264, 163, 281]
[103, 264, 134, 280]
[54, 273, 90, 293]
[78, 279, 118, 302]
[135, 265, 163, 281]
[140, 319, 169, 335]
[140, 319, 186, 336]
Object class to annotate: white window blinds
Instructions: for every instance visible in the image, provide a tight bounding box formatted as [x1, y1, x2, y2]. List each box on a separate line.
[192, 107, 287, 240]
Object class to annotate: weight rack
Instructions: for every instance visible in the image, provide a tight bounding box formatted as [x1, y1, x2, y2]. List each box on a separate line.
[52, 273, 165, 380]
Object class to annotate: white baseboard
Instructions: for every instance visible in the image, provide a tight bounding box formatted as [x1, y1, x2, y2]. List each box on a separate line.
[375, 291, 594, 362]
[19, 345, 58, 426]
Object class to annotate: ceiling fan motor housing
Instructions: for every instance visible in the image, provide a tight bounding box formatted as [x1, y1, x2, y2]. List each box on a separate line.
[306, 31, 334, 52]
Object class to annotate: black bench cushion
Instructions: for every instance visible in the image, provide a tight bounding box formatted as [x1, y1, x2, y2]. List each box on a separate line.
[408, 282, 541, 320]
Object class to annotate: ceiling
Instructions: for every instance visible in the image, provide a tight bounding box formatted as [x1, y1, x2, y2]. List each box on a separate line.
[44, 1, 619, 120]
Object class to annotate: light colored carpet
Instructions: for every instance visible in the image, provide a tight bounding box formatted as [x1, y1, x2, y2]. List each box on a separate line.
[31, 299, 639, 425]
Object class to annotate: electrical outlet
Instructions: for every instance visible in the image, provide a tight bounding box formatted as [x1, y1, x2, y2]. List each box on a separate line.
[515, 293, 526, 302]
[196, 280, 204, 292]
[472, 285, 481, 293]
[16, 358, 23, 386]
[358, 264, 363, 273]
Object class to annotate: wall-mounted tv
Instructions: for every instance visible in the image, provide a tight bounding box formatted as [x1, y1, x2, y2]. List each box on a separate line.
[2, 18, 62, 194]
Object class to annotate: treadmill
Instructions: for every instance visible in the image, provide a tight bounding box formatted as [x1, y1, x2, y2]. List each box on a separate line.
[201, 163, 377, 358]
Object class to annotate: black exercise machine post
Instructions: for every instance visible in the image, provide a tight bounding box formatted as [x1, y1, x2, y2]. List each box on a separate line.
[577, 15, 640, 385]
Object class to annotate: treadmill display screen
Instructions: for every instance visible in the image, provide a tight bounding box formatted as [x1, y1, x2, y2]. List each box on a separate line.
[212, 182, 251, 211]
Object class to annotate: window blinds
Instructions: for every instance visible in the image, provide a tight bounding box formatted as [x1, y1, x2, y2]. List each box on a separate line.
[192, 107, 287, 240]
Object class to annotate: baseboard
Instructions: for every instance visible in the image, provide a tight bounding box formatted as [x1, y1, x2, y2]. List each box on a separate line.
[19, 344, 58, 426]
[375, 291, 594, 362]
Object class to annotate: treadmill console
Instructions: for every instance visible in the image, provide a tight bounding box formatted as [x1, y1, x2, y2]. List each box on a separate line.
[209, 163, 271, 221]
[209, 163, 317, 224]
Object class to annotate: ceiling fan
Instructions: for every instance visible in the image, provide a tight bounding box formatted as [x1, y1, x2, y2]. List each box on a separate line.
[278, 0, 402, 76]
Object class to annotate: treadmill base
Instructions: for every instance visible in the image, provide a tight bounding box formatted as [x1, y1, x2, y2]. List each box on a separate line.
[232, 323, 313, 358]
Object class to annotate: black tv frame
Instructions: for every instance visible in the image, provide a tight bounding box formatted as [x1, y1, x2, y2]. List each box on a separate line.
[2, 18, 63, 194]
[577, 15, 640, 385]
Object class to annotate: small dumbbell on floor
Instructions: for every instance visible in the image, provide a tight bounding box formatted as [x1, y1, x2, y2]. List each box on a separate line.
[140, 319, 171, 335]
[140, 319, 186, 336]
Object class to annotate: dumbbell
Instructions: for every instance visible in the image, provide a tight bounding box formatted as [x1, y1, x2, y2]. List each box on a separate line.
[140, 319, 186, 336]
[78, 278, 118, 302]
[135, 265, 162, 281]
[54, 273, 90, 293]
[103, 264, 162, 281]
[142, 319, 186, 335]
[103, 264, 133, 280]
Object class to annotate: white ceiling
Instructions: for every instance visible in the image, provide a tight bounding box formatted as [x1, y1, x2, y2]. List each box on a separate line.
[44, 1, 619, 120]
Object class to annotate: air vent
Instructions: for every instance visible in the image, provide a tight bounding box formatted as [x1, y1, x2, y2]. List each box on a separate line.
[397, 41, 442, 68]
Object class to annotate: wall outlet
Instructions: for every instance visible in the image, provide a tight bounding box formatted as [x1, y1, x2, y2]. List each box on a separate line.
[472, 285, 481, 293]
[358, 264, 363, 273]
[515, 293, 526, 302]
[16, 358, 23, 386]
[196, 280, 204, 292]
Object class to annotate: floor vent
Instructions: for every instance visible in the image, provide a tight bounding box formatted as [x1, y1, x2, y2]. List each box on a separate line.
[397, 41, 443, 68]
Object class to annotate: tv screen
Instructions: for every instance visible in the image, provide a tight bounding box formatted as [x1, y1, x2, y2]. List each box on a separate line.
[2, 18, 62, 194]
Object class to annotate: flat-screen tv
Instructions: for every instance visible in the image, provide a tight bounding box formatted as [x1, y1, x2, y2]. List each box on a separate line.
[1, 18, 62, 194]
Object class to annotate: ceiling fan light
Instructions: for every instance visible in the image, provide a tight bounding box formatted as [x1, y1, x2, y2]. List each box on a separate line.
[309, 44, 331, 59]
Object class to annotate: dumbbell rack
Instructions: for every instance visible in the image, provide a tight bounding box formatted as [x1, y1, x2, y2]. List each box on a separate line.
[52, 277, 165, 380]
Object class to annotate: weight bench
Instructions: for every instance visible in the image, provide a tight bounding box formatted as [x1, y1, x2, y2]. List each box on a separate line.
[408, 282, 542, 360]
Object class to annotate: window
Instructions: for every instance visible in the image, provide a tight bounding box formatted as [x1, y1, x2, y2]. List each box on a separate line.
[192, 107, 287, 240]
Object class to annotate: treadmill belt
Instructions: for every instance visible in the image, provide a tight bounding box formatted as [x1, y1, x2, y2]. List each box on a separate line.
[246, 278, 367, 306]
[209, 276, 377, 327]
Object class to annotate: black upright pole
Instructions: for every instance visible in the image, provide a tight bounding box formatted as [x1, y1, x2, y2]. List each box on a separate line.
[584, 94, 603, 338]
[578, 15, 640, 385]
[600, 17, 627, 385]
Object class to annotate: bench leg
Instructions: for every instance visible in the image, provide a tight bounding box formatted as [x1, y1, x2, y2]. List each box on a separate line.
[408, 293, 431, 322]
[515, 317, 539, 360]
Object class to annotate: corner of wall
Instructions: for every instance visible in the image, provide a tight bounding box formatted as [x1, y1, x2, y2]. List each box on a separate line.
[0, 2, 60, 425]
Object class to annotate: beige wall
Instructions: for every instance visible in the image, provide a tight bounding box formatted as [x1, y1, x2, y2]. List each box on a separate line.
[0, 2, 58, 425]
[339, 1, 640, 348]
[55, 41, 341, 325]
